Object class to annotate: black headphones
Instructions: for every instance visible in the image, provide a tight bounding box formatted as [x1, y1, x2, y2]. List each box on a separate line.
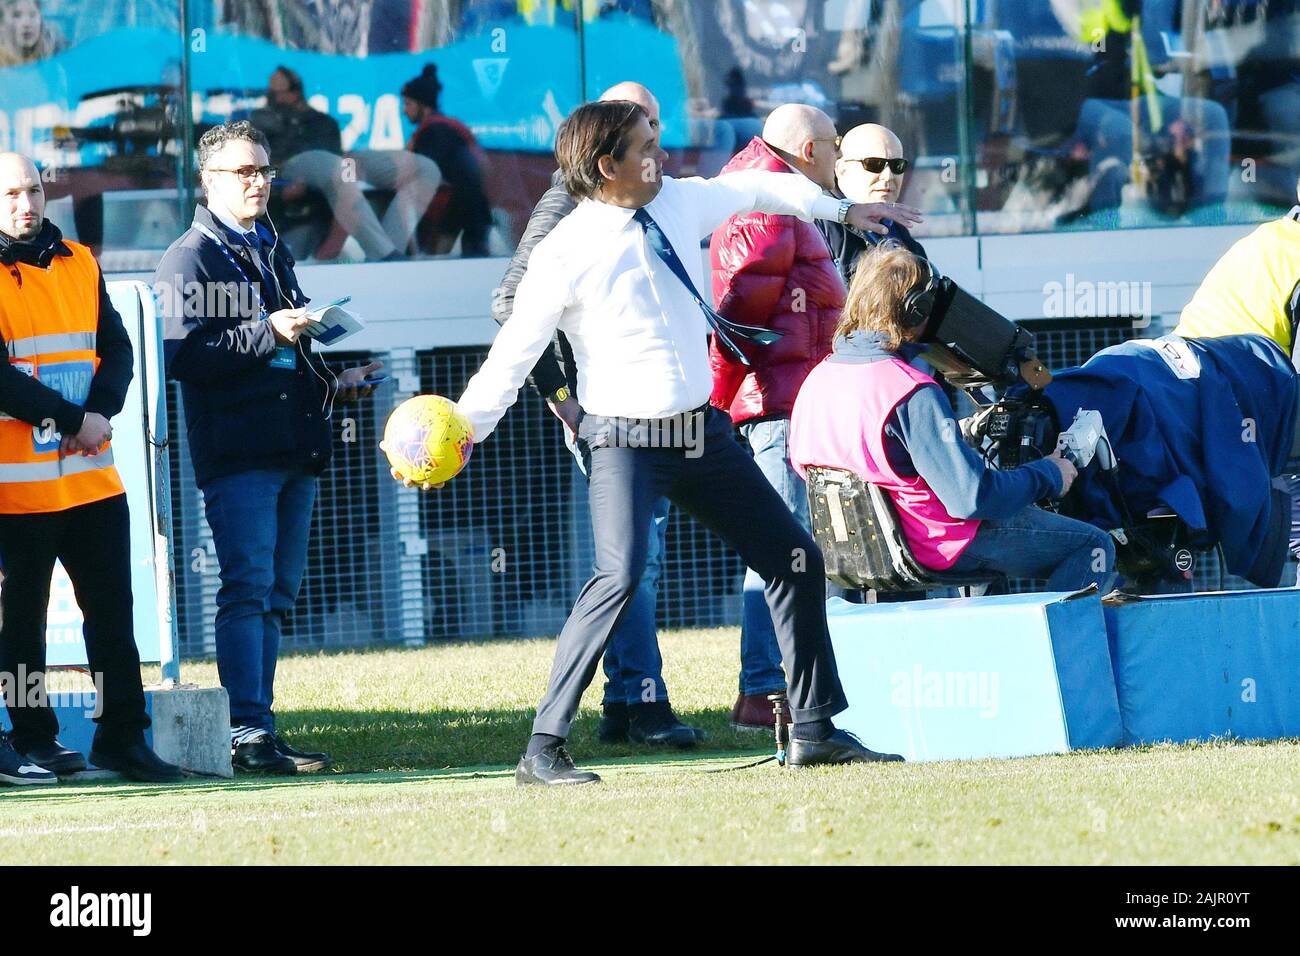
[900, 256, 941, 330]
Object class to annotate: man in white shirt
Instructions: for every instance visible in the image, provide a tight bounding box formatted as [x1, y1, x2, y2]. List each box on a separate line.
[456, 100, 921, 784]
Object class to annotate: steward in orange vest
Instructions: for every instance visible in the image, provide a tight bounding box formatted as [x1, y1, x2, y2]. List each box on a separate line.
[0, 152, 179, 783]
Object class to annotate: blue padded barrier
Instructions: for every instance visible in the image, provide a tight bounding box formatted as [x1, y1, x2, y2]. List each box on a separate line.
[827, 592, 1122, 761]
[1102, 589, 1300, 744]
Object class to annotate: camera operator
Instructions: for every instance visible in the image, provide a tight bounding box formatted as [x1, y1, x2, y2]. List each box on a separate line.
[789, 242, 1118, 593]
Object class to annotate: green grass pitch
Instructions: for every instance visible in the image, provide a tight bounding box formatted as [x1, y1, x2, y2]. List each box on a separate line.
[5, 629, 1300, 865]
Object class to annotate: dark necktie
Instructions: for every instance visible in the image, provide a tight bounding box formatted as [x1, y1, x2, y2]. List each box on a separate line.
[632, 207, 783, 367]
[242, 230, 281, 306]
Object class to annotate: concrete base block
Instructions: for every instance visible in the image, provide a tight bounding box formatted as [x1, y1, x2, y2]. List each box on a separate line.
[149, 685, 233, 778]
[3, 685, 232, 778]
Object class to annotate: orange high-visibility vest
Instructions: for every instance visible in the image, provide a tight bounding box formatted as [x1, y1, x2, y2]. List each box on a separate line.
[0, 240, 125, 514]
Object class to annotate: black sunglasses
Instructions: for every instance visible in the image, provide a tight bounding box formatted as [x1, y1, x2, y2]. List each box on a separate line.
[843, 157, 909, 175]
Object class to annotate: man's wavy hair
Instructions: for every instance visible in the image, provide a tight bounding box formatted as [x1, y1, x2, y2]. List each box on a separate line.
[198, 120, 270, 171]
[554, 100, 647, 200]
[835, 240, 927, 352]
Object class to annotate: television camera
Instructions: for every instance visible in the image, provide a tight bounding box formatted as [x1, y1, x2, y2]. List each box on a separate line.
[912, 272, 1199, 591]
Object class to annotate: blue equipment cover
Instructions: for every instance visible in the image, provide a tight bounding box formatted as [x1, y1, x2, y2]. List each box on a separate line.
[1046, 333, 1296, 582]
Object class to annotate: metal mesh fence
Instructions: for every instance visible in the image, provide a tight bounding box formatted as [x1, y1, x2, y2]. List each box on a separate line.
[170, 343, 746, 656]
[168, 315, 1281, 656]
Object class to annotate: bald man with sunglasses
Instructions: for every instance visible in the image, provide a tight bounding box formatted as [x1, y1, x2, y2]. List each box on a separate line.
[822, 124, 928, 285]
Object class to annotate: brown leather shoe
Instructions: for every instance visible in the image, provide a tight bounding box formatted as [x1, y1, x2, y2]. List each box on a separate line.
[730, 693, 791, 732]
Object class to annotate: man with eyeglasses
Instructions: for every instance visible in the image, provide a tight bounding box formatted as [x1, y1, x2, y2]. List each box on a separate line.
[155, 121, 380, 774]
[708, 105, 923, 730]
[823, 123, 927, 285]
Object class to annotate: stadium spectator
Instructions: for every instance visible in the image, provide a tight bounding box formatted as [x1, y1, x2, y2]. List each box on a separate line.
[708, 104, 847, 731]
[0, 0, 64, 68]
[253, 65, 439, 261]
[493, 81, 701, 749]
[0, 151, 180, 783]
[155, 121, 381, 774]
[789, 242, 1117, 593]
[454, 99, 918, 784]
[402, 64, 493, 257]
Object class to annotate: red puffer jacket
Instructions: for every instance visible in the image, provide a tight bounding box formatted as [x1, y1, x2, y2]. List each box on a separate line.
[709, 137, 846, 426]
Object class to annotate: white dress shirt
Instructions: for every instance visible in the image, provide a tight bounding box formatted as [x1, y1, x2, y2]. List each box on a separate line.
[208, 203, 260, 245]
[458, 170, 842, 441]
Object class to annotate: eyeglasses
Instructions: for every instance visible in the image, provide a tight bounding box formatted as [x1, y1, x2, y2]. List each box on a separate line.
[207, 165, 278, 184]
[843, 157, 909, 175]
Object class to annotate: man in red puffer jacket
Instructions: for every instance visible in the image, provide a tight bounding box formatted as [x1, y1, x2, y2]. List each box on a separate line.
[710, 104, 848, 731]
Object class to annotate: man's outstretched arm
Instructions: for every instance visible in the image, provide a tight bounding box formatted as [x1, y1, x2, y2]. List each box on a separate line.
[672, 169, 922, 238]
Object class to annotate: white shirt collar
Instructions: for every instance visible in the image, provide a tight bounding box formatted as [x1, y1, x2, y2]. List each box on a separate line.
[207, 202, 258, 242]
[575, 195, 638, 231]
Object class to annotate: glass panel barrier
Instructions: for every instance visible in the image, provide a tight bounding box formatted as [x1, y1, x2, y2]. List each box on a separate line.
[581, 0, 975, 238]
[184, 0, 583, 261]
[0, 0, 186, 271]
[974, 0, 1299, 234]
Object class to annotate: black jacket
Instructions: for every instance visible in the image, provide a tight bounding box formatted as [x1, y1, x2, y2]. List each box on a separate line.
[156, 204, 334, 487]
[0, 221, 132, 435]
[492, 170, 576, 398]
[819, 218, 929, 288]
[250, 104, 342, 160]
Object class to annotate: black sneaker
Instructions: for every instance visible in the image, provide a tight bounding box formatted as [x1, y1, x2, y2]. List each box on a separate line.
[627, 702, 705, 749]
[271, 733, 331, 773]
[232, 735, 297, 775]
[0, 732, 56, 786]
[597, 702, 630, 743]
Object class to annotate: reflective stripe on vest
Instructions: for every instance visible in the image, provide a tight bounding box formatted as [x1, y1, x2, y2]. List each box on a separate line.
[0, 241, 125, 514]
[0, 447, 116, 482]
[7, 331, 98, 360]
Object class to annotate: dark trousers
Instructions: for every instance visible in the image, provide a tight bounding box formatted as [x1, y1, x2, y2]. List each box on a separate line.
[534, 406, 848, 738]
[0, 494, 148, 751]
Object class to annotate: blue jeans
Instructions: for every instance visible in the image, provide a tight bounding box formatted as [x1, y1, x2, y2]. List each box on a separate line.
[202, 468, 317, 734]
[569, 428, 670, 706]
[737, 418, 797, 696]
[948, 506, 1118, 593]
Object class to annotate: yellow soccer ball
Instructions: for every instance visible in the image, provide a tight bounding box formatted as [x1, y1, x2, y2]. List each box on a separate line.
[381, 394, 474, 486]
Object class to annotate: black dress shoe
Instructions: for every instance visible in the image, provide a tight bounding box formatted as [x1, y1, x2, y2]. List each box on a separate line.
[628, 703, 705, 749]
[20, 739, 87, 776]
[233, 736, 297, 775]
[88, 741, 184, 783]
[515, 746, 601, 786]
[271, 733, 331, 773]
[597, 702, 630, 743]
[786, 729, 904, 767]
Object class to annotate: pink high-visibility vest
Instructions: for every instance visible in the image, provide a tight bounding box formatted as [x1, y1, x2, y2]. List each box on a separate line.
[790, 355, 980, 570]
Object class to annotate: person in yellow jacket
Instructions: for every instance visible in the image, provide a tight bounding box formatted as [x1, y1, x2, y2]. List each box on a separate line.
[1173, 183, 1300, 359]
[0, 152, 180, 783]
[1173, 176, 1300, 581]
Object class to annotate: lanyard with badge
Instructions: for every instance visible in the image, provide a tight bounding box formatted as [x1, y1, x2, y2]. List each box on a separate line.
[194, 222, 297, 369]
